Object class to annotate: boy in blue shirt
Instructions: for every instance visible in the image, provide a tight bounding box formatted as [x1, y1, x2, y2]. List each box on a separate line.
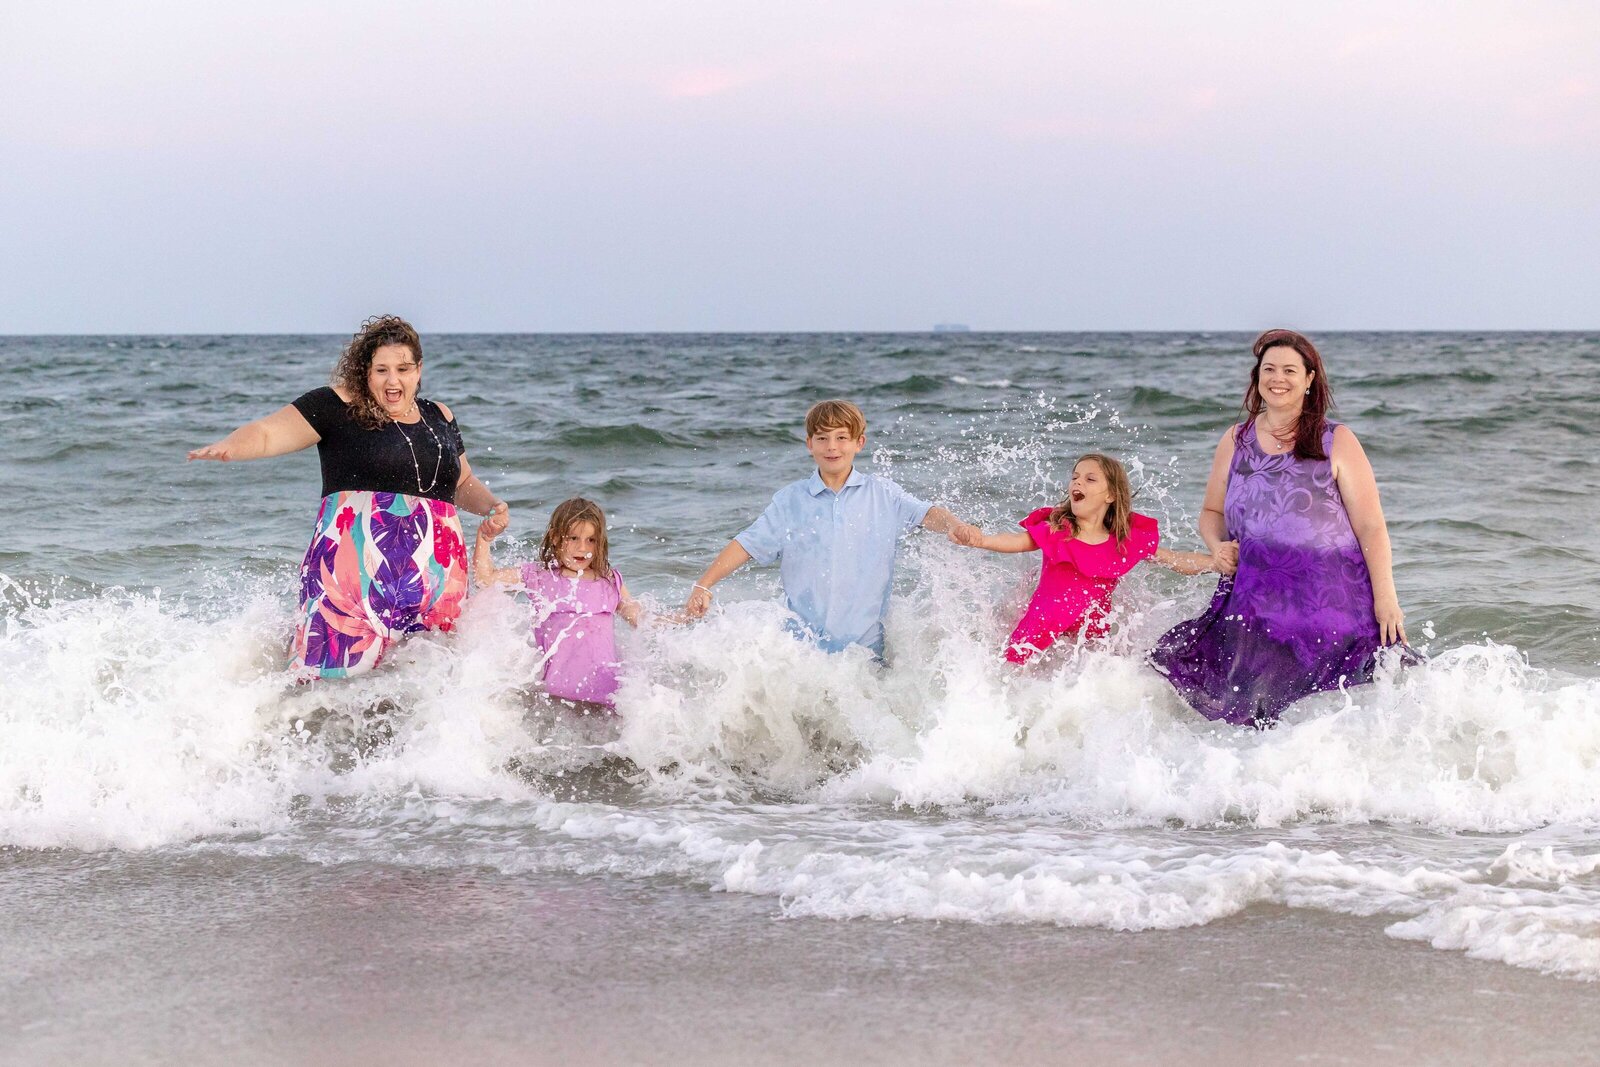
[685, 399, 974, 656]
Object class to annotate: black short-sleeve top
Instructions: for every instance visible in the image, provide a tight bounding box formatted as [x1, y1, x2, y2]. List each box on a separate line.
[291, 387, 466, 505]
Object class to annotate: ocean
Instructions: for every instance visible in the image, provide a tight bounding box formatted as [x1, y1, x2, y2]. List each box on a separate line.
[4, 332, 1600, 1062]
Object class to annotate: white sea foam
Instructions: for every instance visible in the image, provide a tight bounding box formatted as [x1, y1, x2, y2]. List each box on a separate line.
[4, 558, 1600, 980]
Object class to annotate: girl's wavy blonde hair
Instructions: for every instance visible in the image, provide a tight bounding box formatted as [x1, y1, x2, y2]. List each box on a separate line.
[331, 315, 423, 430]
[539, 498, 612, 579]
[1048, 453, 1134, 545]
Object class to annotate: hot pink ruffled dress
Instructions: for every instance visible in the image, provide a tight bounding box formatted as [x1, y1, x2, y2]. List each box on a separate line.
[1005, 508, 1160, 663]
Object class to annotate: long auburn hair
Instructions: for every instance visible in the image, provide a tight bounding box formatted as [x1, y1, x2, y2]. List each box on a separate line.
[1240, 328, 1333, 460]
[539, 498, 612, 579]
[1048, 453, 1134, 545]
[332, 315, 423, 430]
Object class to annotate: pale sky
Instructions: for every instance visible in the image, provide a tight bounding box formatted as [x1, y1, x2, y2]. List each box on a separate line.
[2, 1, 1597, 332]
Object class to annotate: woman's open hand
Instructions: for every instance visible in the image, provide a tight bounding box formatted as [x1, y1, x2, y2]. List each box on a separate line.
[1375, 592, 1407, 645]
[187, 440, 234, 461]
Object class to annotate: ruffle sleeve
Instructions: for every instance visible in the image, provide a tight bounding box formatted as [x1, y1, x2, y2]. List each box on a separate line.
[1018, 507, 1065, 557]
[1124, 512, 1160, 562]
[1025, 510, 1160, 578]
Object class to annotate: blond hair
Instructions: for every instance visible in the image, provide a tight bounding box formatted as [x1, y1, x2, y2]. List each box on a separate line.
[805, 399, 867, 439]
[538, 498, 612, 579]
[1048, 453, 1134, 545]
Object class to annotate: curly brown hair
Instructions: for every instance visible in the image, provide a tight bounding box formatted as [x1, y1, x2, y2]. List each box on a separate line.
[331, 315, 423, 429]
[539, 498, 612, 579]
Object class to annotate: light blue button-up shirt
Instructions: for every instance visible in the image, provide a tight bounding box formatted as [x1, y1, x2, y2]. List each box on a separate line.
[735, 468, 933, 655]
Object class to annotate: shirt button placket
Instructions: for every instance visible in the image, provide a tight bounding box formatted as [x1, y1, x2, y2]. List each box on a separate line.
[829, 493, 844, 638]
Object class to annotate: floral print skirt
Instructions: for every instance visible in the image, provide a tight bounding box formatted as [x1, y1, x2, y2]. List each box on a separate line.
[291, 491, 468, 680]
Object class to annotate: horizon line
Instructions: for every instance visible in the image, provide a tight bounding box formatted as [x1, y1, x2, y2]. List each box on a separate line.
[3, 327, 1597, 338]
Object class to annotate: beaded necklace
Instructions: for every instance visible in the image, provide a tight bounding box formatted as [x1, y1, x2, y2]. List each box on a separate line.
[392, 400, 443, 494]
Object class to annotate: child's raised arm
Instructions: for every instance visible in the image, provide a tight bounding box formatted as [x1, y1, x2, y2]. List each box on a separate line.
[949, 525, 1039, 553]
[473, 521, 524, 588]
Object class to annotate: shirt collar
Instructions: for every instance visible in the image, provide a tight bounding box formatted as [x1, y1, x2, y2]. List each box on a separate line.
[807, 468, 865, 496]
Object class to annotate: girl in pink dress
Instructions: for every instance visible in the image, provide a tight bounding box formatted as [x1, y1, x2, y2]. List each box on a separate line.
[952, 454, 1236, 663]
[473, 498, 641, 708]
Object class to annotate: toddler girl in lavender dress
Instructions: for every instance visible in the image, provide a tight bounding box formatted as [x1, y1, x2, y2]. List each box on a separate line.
[952, 454, 1235, 663]
[474, 497, 640, 709]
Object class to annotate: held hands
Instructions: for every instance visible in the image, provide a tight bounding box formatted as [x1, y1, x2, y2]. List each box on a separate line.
[685, 584, 713, 619]
[477, 516, 506, 543]
[947, 523, 985, 548]
[480, 500, 510, 538]
[1374, 593, 1407, 646]
[1209, 540, 1240, 576]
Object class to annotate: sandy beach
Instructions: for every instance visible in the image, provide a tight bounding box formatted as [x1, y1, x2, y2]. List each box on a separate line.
[4, 849, 1597, 1067]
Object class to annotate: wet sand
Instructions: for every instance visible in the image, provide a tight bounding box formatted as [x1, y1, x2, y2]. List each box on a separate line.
[3, 850, 1598, 1066]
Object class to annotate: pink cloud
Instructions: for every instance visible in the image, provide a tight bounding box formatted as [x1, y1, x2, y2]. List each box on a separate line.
[1502, 76, 1600, 144]
[662, 66, 754, 99]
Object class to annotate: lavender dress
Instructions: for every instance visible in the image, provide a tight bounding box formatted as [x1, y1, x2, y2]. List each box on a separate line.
[520, 563, 624, 707]
[1151, 421, 1390, 727]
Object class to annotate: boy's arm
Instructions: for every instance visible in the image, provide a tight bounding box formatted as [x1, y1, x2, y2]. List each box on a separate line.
[920, 505, 972, 536]
[473, 524, 523, 587]
[921, 504, 989, 547]
[1152, 546, 1224, 576]
[685, 540, 753, 618]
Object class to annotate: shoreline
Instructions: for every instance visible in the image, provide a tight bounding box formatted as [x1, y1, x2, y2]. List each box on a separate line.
[4, 850, 1598, 1067]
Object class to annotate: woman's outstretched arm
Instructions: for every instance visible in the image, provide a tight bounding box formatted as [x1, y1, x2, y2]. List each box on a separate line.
[188, 405, 318, 462]
[1331, 425, 1406, 645]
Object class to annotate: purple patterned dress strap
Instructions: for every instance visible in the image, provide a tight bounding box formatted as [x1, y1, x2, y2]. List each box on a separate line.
[1150, 419, 1389, 726]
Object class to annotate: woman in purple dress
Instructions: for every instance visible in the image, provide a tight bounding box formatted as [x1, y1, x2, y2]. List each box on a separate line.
[1150, 329, 1410, 727]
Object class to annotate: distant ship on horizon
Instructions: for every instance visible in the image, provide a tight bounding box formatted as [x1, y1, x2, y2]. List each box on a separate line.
[932, 323, 971, 333]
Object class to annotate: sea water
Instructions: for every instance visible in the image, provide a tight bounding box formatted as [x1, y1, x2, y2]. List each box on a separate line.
[3, 332, 1599, 982]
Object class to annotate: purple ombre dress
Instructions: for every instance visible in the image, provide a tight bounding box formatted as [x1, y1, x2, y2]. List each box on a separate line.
[1151, 420, 1389, 727]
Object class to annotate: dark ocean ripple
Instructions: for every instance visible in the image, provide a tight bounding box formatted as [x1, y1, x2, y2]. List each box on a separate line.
[3, 331, 1598, 671]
